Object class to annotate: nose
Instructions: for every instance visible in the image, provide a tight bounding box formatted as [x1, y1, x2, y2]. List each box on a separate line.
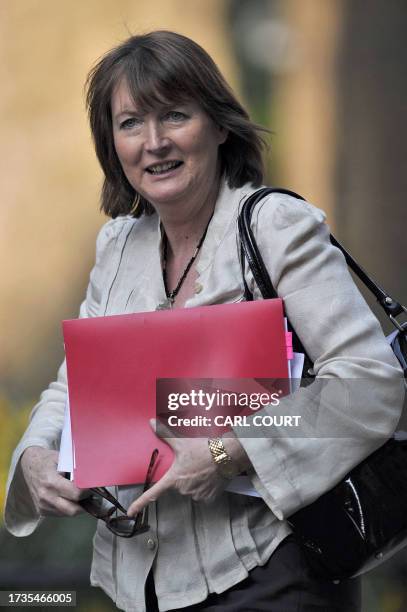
[144, 119, 170, 154]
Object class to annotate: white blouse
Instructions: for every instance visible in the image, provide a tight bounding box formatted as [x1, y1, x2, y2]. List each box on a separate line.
[4, 179, 404, 612]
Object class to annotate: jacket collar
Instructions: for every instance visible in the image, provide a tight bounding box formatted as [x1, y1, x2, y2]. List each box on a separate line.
[152, 177, 259, 276]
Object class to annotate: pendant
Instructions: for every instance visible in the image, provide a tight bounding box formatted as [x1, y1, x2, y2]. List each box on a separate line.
[156, 297, 174, 311]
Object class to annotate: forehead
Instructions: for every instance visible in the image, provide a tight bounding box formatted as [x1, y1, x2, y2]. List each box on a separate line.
[111, 79, 135, 113]
[111, 77, 193, 116]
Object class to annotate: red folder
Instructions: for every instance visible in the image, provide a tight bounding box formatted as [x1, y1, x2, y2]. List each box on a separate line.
[63, 299, 288, 488]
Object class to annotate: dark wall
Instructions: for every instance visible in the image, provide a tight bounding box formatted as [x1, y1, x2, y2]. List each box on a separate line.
[335, 0, 407, 328]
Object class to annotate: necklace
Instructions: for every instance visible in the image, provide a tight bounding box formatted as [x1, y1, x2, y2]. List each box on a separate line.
[156, 214, 213, 310]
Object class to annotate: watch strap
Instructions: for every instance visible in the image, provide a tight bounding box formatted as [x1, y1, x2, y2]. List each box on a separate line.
[208, 438, 238, 479]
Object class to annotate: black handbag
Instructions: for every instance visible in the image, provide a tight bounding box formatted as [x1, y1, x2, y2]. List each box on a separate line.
[238, 187, 407, 580]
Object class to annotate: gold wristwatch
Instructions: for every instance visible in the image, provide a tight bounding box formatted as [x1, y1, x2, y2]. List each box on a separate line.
[208, 438, 239, 479]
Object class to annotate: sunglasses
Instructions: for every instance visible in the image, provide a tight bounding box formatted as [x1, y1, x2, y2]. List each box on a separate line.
[79, 449, 159, 538]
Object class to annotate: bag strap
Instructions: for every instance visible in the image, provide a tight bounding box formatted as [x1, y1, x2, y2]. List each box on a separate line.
[238, 187, 407, 331]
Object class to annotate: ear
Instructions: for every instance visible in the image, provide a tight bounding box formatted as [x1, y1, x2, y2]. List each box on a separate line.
[217, 125, 229, 145]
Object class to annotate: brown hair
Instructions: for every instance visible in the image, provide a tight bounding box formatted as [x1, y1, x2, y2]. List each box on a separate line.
[85, 30, 269, 218]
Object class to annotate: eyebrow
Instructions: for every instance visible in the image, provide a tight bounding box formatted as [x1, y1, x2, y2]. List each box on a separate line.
[114, 102, 190, 121]
[114, 109, 142, 120]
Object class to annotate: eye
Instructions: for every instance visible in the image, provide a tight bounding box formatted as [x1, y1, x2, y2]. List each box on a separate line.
[119, 117, 142, 130]
[164, 111, 187, 122]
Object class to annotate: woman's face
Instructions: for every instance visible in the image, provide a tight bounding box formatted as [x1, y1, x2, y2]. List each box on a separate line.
[111, 79, 227, 210]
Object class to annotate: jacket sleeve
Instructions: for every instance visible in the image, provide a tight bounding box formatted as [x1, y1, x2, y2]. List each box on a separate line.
[233, 193, 405, 520]
[3, 218, 127, 536]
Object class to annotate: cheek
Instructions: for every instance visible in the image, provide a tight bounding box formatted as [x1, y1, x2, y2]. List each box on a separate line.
[113, 134, 137, 167]
[186, 130, 221, 164]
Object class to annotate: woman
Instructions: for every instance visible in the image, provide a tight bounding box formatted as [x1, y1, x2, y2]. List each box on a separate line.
[4, 31, 404, 611]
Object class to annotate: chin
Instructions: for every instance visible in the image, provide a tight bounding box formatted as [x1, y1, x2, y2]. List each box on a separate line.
[144, 186, 189, 207]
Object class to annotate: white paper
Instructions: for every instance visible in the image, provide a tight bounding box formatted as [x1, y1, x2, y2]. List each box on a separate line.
[57, 397, 74, 477]
[226, 476, 261, 497]
[291, 352, 305, 390]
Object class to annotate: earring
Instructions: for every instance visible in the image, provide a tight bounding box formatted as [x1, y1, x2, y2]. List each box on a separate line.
[130, 192, 141, 216]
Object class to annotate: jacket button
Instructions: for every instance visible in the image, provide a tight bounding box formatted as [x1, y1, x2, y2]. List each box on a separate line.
[194, 282, 203, 294]
[146, 538, 156, 550]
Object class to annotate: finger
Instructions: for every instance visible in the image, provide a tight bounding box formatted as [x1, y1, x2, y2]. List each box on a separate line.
[39, 473, 91, 502]
[151, 418, 172, 439]
[50, 473, 87, 502]
[77, 488, 94, 500]
[55, 471, 93, 501]
[150, 418, 180, 450]
[127, 474, 172, 516]
[41, 497, 85, 518]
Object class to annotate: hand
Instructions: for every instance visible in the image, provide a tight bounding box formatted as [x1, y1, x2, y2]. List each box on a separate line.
[20, 446, 91, 517]
[127, 420, 227, 517]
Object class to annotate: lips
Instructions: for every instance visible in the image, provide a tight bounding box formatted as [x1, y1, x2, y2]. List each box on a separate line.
[145, 160, 183, 175]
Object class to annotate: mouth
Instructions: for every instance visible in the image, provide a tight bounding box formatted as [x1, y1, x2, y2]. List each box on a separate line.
[145, 160, 183, 175]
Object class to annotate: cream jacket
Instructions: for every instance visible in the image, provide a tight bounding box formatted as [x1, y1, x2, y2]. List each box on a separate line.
[4, 180, 404, 612]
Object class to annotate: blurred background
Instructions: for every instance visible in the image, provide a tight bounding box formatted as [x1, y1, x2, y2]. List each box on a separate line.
[1, 0, 406, 610]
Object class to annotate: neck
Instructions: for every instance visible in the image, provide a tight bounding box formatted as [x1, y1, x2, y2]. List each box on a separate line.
[158, 174, 221, 259]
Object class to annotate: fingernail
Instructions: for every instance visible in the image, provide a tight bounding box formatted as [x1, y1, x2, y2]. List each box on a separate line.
[150, 418, 156, 428]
